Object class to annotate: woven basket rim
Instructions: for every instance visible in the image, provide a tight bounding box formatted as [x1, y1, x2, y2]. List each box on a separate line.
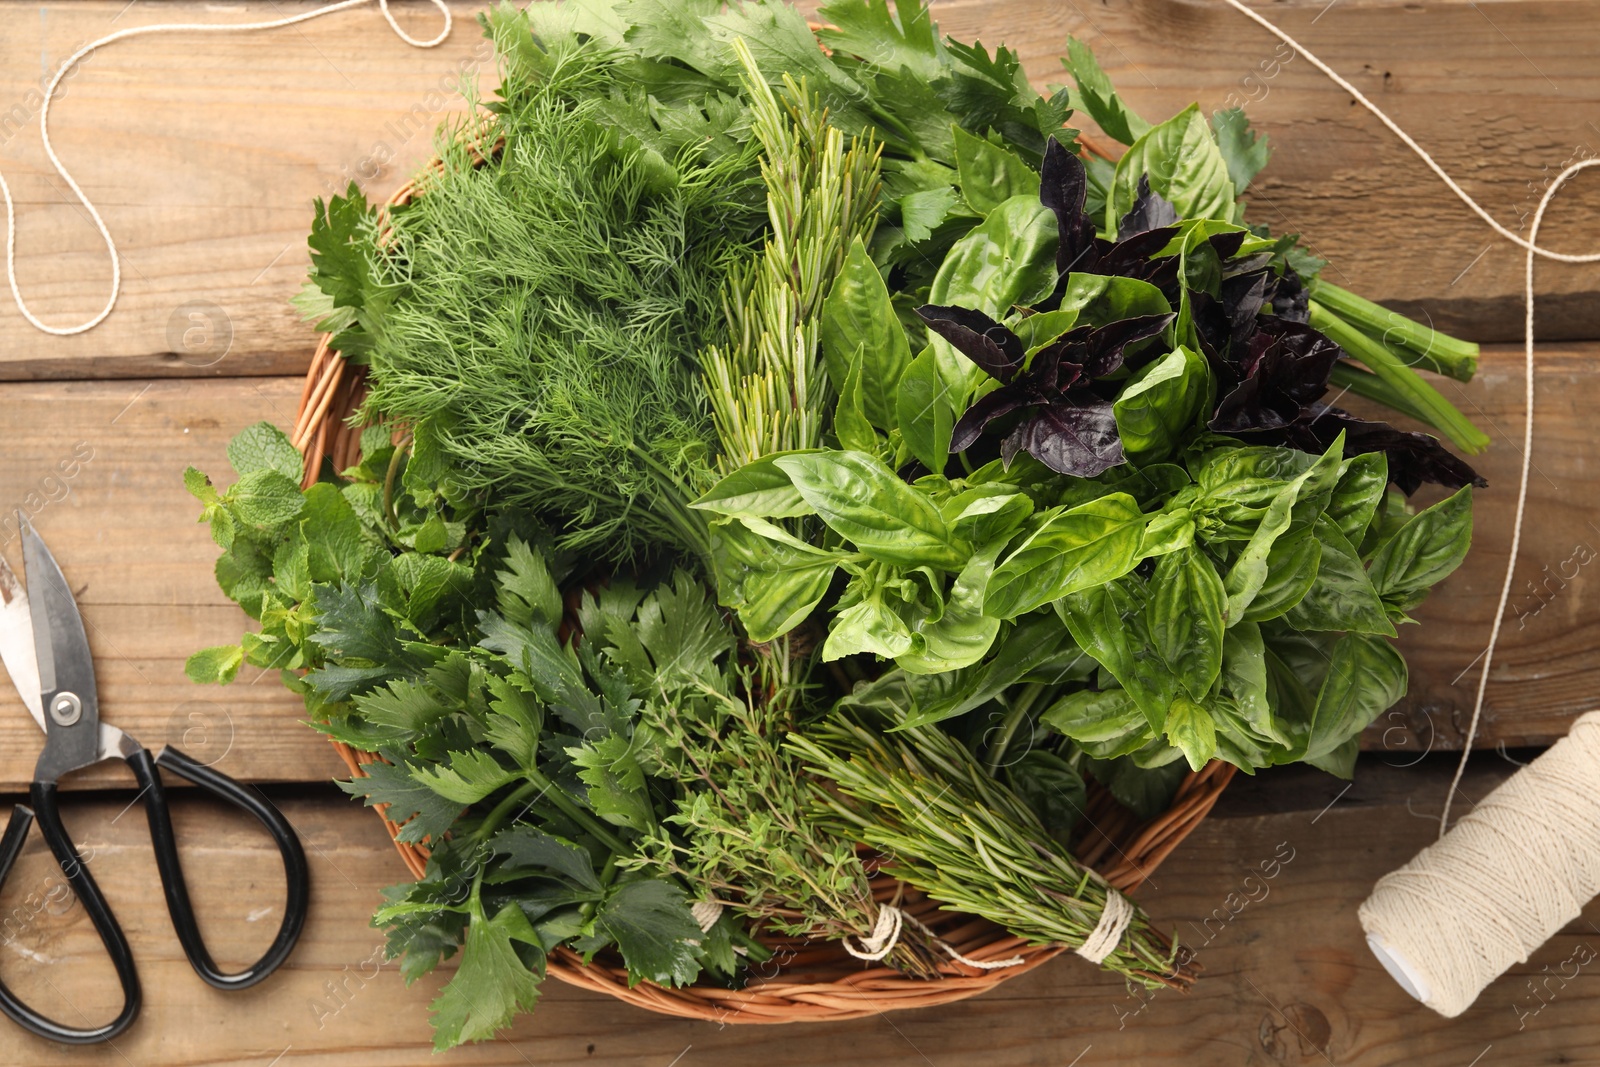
[287, 124, 1235, 1025]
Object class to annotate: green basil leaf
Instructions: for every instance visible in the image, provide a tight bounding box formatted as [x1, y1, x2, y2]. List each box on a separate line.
[945, 488, 1034, 546]
[1223, 480, 1297, 623]
[1210, 693, 1280, 772]
[824, 591, 915, 661]
[1220, 621, 1288, 747]
[1113, 345, 1208, 461]
[893, 615, 1082, 730]
[1109, 104, 1237, 230]
[896, 543, 1004, 674]
[1040, 686, 1152, 760]
[821, 236, 912, 431]
[1305, 736, 1359, 779]
[1325, 452, 1389, 546]
[1146, 544, 1226, 700]
[834, 344, 880, 454]
[1010, 307, 1079, 353]
[691, 451, 824, 520]
[929, 194, 1058, 318]
[1058, 273, 1174, 328]
[1306, 632, 1407, 763]
[1057, 579, 1176, 732]
[984, 492, 1144, 618]
[709, 520, 839, 642]
[1139, 507, 1195, 558]
[1366, 486, 1474, 615]
[1284, 519, 1396, 636]
[1240, 528, 1321, 624]
[1163, 693, 1218, 771]
[895, 345, 963, 477]
[952, 126, 1041, 216]
[773, 451, 966, 569]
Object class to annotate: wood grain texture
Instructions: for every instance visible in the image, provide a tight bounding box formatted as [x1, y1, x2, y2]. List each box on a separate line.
[0, 0, 494, 379]
[0, 376, 342, 791]
[1, 0, 1598, 378]
[2, 758, 1589, 1066]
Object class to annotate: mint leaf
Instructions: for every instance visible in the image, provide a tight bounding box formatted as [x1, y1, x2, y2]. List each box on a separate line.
[185, 645, 244, 685]
[229, 469, 305, 532]
[301, 482, 372, 584]
[227, 422, 304, 482]
[593, 878, 703, 987]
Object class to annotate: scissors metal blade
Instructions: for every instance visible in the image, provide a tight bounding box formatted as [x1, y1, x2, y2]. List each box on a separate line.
[0, 549, 45, 731]
[20, 517, 106, 778]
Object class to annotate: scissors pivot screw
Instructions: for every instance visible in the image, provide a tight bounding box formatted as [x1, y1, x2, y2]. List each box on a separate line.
[49, 692, 82, 726]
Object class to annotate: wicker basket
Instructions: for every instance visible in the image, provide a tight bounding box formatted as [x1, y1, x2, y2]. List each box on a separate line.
[288, 145, 1237, 1024]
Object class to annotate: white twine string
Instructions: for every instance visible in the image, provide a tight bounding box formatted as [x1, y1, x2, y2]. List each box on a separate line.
[1076, 888, 1134, 965]
[1214, 0, 1600, 836]
[1358, 710, 1600, 1016]
[691, 898, 725, 933]
[842, 904, 1027, 971]
[0, 0, 451, 337]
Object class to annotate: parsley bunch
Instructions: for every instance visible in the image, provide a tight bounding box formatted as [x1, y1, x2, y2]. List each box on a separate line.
[187, 422, 766, 1048]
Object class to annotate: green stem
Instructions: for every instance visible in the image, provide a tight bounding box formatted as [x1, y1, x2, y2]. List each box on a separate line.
[623, 441, 712, 565]
[1326, 362, 1436, 427]
[984, 682, 1046, 776]
[382, 436, 412, 531]
[1310, 303, 1489, 454]
[1310, 281, 1478, 382]
[476, 771, 630, 856]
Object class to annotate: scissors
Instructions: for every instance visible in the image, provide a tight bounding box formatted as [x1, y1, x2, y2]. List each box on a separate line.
[0, 516, 309, 1044]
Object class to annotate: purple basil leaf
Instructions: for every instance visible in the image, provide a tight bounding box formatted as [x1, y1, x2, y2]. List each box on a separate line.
[1209, 317, 1341, 433]
[916, 304, 1027, 382]
[1294, 407, 1487, 495]
[1208, 230, 1247, 260]
[1267, 268, 1310, 323]
[1221, 271, 1269, 349]
[1222, 252, 1274, 279]
[1010, 399, 1127, 477]
[951, 386, 1038, 452]
[1097, 225, 1182, 277]
[1040, 137, 1100, 276]
[1079, 313, 1175, 378]
[1117, 175, 1180, 240]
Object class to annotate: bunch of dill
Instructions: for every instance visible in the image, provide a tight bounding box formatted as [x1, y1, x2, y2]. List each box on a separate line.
[356, 25, 765, 565]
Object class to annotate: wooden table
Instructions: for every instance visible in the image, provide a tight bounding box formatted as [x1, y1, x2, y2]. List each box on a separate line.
[1, 0, 1598, 1062]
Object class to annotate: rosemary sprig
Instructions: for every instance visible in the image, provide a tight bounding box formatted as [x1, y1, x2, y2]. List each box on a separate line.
[789, 712, 1192, 989]
[700, 39, 883, 469]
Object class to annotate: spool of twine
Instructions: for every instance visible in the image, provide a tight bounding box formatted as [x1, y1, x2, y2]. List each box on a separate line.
[1359, 711, 1600, 1016]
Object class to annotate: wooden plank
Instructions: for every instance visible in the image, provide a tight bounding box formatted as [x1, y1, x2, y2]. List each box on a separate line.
[0, 1, 495, 380]
[0, 0, 1598, 380]
[0, 343, 1597, 791]
[3, 758, 1591, 1066]
[0, 377, 340, 791]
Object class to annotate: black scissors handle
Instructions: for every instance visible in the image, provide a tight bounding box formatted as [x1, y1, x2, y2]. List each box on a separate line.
[0, 784, 141, 1044]
[126, 745, 310, 991]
